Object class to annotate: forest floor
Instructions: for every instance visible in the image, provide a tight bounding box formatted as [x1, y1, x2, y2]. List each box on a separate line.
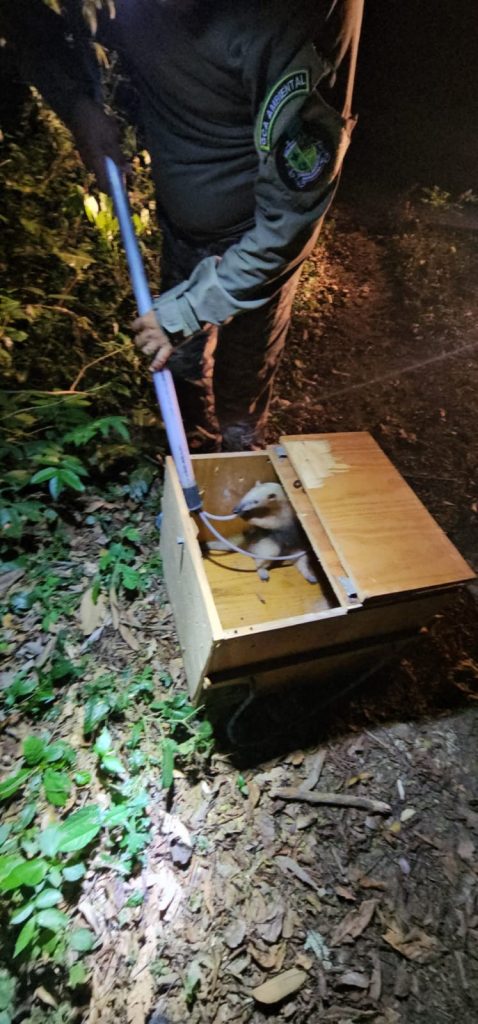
[1, 131, 478, 1024]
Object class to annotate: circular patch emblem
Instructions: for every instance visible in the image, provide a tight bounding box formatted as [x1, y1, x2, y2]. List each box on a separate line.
[276, 124, 332, 191]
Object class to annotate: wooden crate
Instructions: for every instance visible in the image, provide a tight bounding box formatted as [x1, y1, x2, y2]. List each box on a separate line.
[160, 433, 474, 703]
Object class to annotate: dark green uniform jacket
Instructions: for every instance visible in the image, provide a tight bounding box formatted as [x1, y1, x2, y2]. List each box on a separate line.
[3, 0, 362, 339]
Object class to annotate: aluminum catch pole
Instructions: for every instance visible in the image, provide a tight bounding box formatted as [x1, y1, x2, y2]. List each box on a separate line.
[105, 156, 202, 512]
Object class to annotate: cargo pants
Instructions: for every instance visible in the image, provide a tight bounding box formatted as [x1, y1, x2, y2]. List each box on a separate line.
[158, 218, 303, 452]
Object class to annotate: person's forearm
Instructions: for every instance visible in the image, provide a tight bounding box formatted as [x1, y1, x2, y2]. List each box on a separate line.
[154, 88, 350, 339]
[154, 181, 333, 338]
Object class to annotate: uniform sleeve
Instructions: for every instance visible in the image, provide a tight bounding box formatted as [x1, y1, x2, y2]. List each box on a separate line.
[154, 11, 357, 339]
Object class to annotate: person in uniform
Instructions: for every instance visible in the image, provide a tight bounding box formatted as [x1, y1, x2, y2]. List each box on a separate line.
[2, 0, 363, 451]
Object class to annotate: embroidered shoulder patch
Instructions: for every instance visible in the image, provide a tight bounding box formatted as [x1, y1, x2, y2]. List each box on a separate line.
[256, 69, 310, 153]
[276, 123, 332, 191]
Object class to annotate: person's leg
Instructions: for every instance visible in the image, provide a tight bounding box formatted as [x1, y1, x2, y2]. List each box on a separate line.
[213, 267, 303, 451]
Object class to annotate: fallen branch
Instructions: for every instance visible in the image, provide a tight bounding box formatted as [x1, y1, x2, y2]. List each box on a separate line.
[271, 787, 391, 815]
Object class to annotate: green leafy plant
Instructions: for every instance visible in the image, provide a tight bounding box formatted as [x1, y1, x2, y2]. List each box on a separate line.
[83, 668, 155, 736]
[3, 646, 80, 717]
[420, 184, 452, 207]
[150, 694, 214, 789]
[0, 805, 101, 958]
[92, 525, 144, 597]
[0, 72, 167, 1024]
[102, 786, 151, 873]
[0, 735, 76, 809]
[94, 727, 127, 778]
[0, 967, 16, 1024]
[0, 391, 132, 555]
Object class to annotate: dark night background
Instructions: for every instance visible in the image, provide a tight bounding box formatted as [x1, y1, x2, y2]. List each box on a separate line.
[349, 0, 478, 193]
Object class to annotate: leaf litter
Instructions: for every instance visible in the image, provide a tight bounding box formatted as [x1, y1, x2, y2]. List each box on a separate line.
[3, 545, 478, 1024]
[2, 187, 478, 1024]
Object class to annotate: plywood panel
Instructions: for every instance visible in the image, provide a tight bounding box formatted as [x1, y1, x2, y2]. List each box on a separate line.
[206, 588, 452, 679]
[282, 433, 475, 600]
[268, 447, 355, 608]
[205, 639, 400, 699]
[202, 551, 333, 630]
[160, 459, 223, 701]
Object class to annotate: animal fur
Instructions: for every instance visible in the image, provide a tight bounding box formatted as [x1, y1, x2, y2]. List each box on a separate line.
[207, 481, 320, 583]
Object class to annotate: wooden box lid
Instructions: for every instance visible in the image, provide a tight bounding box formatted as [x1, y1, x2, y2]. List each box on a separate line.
[271, 432, 474, 603]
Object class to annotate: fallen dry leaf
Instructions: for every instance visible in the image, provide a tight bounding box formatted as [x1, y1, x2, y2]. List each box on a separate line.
[226, 954, 250, 979]
[457, 837, 475, 862]
[330, 899, 378, 946]
[346, 771, 373, 787]
[0, 568, 25, 596]
[338, 970, 370, 989]
[34, 635, 57, 669]
[109, 586, 120, 630]
[248, 942, 286, 971]
[369, 952, 382, 1001]
[247, 780, 261, 809]
[358, 877, 387, 891]
[382, 924, 441, 962]
[282, 907, 299, 939]
[78, 899, 102, 935]
[254, 809, 276, 846]
[256, 905, 284, 944]
[335, 885, 356, 901]
[301, 749, 326, 790]
[224, 919, 247, 949]
[127, 967, 154, 1024]
[79, 589, 107, 636]
[119, 621, 140, 651]
[143, 864, 183, 918]
[275, 855, 320, 891]
[85, 498, 116, 513]
[251, 968, 308, 1005]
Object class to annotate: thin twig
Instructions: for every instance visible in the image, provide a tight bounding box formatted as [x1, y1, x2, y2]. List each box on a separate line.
[271, 787, 391, 815]
[454, 951, 469, 991]
[0, 387, 109, 424]
[69, 347, 126, 391]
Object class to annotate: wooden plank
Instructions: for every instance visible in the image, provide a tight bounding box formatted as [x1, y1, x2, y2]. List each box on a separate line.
[205, 639, 402, 698]
[160, 458, 224, 702]
[268, 446, 355, 608]
[282, 433, 475, 600]
[206, 588, 452, 678]
[202, 553, 333, 630]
